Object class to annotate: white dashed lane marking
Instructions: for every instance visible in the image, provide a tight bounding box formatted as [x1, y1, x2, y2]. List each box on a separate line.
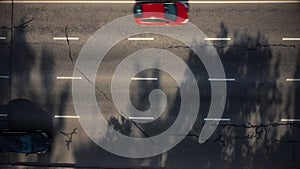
[54, 115, 80, 118]
[204, 118, 231, 121]
[205, 38, 231, 41]
[281, 119, 300, 122]
[286, 79, 300, 82]
[57, 76, 82, 80]
[131, 77, 158, 81]
[128, 37, 154, 41]
[128, 117, 155, 120]
[0, 76, 10, 79]
[282, 38, 300, 41]
[208, 78, 235, 81]
[53, 37, 79, 40]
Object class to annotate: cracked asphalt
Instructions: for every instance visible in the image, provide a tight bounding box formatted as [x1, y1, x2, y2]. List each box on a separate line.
[0, 1, 300, 169]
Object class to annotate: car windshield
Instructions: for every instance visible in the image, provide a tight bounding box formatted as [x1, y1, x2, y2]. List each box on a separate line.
[164, 3, 177, 21]
[141, 18, 169, 23]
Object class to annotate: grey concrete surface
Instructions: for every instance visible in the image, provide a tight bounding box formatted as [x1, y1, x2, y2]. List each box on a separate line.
[0, 1, 299, 169]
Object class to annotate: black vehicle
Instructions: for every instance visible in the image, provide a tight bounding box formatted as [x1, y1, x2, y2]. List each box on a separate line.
[0, 132, 50, 154]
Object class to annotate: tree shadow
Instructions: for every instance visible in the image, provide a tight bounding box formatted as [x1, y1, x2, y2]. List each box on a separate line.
[294, 50, 300, 125]
[12, 18, 36, 99]
[0, 30, 10, 105]
[129, 65, 178, 137]
[218, 28, 280, 168]
[108, 116, 132, 136]
[163, 22, 299, 169]
[40, 47, 55, 115]
[0, 17, 70, 165]
[5, 99, 53, 132]
[71, 22, 298, 168]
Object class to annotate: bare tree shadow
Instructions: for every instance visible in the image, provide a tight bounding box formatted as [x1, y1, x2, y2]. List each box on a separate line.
[108, 116, 132, 136]
[163, 23, 299, 169]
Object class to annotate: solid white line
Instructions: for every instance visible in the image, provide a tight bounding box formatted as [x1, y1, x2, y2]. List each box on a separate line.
[0, 1, 299, 4]
[0, 1, 134, 3]
[54, 115, 80, 118]
[204, 118, 231, 121]
[286, 79, 300, 82]
[282, 38, 300, 41]
[208, 78, 235, 81]
[131, 77, 158, 81]
[281, 119, 300, 122]
[189, 1, 300, 3]
[128, 116, 154, 120]
[128, 37, 154, 41]
[0, 114, 8, 117]
[0, 76, 10, 79]
[205, 38, 231, 41]
[53, 37, 79, 40]
[57, 76, 82, 80]
[0, 37, 6, 40]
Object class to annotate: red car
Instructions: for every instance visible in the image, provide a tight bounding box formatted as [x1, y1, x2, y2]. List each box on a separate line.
[133, 2, 189, 26]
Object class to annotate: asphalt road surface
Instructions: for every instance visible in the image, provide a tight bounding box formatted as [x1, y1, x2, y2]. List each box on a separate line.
[0, 1, 300, 169]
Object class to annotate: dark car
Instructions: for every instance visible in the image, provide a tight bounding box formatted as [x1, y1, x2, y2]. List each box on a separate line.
[0, 132, 50, 154]
[134, 2, 189, 26]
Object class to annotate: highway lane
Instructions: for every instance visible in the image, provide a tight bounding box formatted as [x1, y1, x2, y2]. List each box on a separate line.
[0, 1, 300, 169]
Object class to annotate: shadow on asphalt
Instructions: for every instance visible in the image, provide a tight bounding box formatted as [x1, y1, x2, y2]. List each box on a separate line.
[1, 17, 299, 168]
[73, 22, 300, 169]
[13, 18, 36, 99]
[0, 17, 70, 165]
[0, 29, 10, 105]
[1, 98, 53, 133]
[164, 23, 299, 169]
